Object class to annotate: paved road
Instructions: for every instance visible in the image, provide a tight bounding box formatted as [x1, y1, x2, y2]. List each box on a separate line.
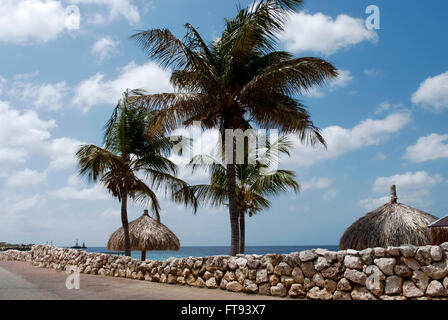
[0, 261, 283, 300]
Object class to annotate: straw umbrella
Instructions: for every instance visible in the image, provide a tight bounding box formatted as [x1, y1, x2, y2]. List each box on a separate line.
[107, 209, 180, 261]
[428, 215, 448, 245]
[339, 185, 438, 250]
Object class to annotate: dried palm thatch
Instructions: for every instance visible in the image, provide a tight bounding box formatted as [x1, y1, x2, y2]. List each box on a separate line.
[107, 210, 180, 260]
[428, 215, 448, 245]
[339, 185, 438, 250]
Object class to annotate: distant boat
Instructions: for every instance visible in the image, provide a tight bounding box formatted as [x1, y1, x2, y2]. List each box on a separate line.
[71, 239, 87, 249]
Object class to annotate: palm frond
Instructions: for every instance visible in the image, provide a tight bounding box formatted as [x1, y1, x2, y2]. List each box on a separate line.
[247, 94, 326, 146]
[241, 57, 338, 98]
[190, 184, 228, 208]
[76, 144, 122, 183]
[250, 169, 299, 196]
[133, 178, 161, 221]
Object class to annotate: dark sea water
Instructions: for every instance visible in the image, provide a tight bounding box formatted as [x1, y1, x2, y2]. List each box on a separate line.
[84, 245, 338, 261]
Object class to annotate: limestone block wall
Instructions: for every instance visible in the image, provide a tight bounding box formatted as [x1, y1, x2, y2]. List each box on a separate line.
[1, 243, 448, 300]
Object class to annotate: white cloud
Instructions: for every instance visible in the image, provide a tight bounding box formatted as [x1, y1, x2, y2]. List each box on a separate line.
[0, 0, 141, 44]
[364, 69, 384, 77]
[375, 153, 387, 160]
[0, 0, 69, 44]
[0, 101, 84, 178]
[322, 188, 338, 201]
[10, 195, 44, 214]
[304, 69, 353, 98]
[374, 101, 407, 115]
[360, 188, 433, 211]
[0, 148, 27, 169]
[19, 81, 68, 111]
[285, 112, 411, 168]
[0, 75, 6, 95]
[91, 36, 119, 62]
[44, 137, 85, 170]
[372, 171, 443, 194]
[412, 71, 448, 111]
[0, 101, 56, 166]
[1, 75, 69, 111]
[279, 12, 378, 55]
[404, 133, 448, 163]
[6, 169, 47, 187]
[329, 69, 353, 89]
[301, 177, 333, 191]
[13, 71, 39, 81]
[73, 61, 173, 112]
[359, 196, 389, 211]
[50, 174, 109, 201]
[70, 0, 141, 25]
[375, 101, 391, 114]
[102, 208, 120, 218]
[360, 171, 442, 210]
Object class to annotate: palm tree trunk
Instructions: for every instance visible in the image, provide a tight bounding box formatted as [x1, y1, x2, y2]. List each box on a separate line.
[239, 211, 245, 254]
[120, 191, 132, 257]
[226, 163, 239, 256]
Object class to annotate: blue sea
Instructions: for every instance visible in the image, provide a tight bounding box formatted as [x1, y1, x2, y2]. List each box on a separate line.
[83, 245, 338, 261]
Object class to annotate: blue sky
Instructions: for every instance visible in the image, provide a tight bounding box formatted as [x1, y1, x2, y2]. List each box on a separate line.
[1, 0, 448, 247]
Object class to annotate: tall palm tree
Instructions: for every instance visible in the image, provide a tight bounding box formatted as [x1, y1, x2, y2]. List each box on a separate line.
[131, 0, 337, 255]
[190, 136, 299, 253]
[76, 91, 197, 256]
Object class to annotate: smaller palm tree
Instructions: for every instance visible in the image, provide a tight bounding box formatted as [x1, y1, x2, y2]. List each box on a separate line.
[76, 91, 196, 256]
[190, 136, 299, 253]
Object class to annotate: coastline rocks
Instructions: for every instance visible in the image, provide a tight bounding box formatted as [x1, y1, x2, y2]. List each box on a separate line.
[314, 256, 330, 271]
[385, 276, 403, 295]
[421, 260, 448, 280]
[288, 283, 305, 298]
[291, 267, 304, 283]
[301, 261, 316, 277]
[430, 246, 443, 262]
[402, 257, 421, 271]
[403, 281, 423, 298]
[426, 280, 447, 297]
[400, 245, 417, 258]
[337, 278, 352, 291]
[394, 264, 412, 277]
[333, 290, 351, 300]
[412, 270, 429, 292]
[351, 286, 377, 300]
[299, 250, 317, 262]
[226, 281, 243, 292]
[374, 258, 396, 275]
[344, 256, 363, 270]
[205, 278, 219, 289]
[274, 262, 292, 276]
[2, 242, 448, 300]
[270, 283, 287, 297]
[256, 269, 268, 284]
[306, 287, 332, 300]
[344, 269, 367, 285]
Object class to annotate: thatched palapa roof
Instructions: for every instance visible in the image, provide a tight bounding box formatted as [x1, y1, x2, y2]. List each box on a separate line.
[107, 210, 180, 252]
[428, 214, 448, 245]
[339, 185, 438, 250]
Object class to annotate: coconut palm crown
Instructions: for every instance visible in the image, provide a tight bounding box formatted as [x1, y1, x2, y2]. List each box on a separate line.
[76, 91, 197, 256]
[131, 0, 337, 255]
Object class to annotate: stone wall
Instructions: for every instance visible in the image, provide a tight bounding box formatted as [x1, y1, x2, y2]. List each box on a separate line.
[1, 243, 448, 300]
